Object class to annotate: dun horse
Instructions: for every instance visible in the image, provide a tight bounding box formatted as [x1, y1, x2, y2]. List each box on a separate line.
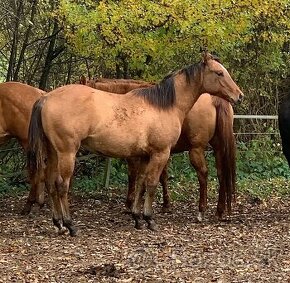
[79, 77, 235, 221]
[0, 81, 45, 213]
[126, 93, 235, 221]
[28, 52, 243, 235]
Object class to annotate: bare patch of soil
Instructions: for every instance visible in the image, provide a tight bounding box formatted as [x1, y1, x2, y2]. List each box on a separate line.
[1, 192, 290, 282]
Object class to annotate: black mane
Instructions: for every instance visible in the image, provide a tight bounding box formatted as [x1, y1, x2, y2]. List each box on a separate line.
[132, 62, 204, 109]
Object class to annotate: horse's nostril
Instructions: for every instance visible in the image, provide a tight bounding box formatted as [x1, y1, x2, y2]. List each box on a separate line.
[239, 92, 244, 101]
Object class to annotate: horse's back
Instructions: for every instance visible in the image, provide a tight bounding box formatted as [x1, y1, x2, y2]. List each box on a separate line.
[0, 82, 44, 146]
[278, 93, 290, 165]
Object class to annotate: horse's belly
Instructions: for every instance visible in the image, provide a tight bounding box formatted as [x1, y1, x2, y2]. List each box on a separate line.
[82, 130, 147, 158]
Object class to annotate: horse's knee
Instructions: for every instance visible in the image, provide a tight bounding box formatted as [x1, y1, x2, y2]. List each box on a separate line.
[55, 176, 69, 196]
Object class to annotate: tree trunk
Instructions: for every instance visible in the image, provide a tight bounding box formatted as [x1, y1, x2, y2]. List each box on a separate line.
[14, 0, 38, 81]
[66, 54, 73, 84]
[38, 19, 65, 90]
[6, 1, 23, 81]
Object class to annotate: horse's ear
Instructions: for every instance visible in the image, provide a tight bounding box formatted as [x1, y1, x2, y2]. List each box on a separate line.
[201, 50, 214, 64]
[80, 75, 86, 85]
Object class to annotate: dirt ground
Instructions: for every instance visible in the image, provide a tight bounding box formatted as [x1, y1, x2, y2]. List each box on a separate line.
[0, 191, 290, 283]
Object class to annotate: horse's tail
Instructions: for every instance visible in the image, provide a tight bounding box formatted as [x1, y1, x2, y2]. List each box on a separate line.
[27, 96, 49, 178]
[212, 96, 236, 215]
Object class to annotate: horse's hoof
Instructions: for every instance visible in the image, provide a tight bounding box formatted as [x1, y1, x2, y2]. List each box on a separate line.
[215, 211, 226, 222]
[20, 207, 31, 215]
[161, 206, 172, 214]
[123, 207, 132, 215]
[196, 212, 204, 223]
[147, 221, 158, 231]
[38, 203, 45, 209]
[57, 227, 67, 235]
[134, 221, 143, 230]
[69, 227, 79, 237]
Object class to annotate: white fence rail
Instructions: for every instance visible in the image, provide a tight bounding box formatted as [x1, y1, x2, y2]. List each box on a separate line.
[234, 115, 278, 119]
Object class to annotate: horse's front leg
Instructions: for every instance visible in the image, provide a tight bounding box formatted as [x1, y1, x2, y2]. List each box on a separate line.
[125, 158, 140, 211]
[143, 150, 170, 231]
[131, 160, 147, 229]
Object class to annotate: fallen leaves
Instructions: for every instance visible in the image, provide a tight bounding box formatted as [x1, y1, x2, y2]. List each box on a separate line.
[0, 193, 290, 282]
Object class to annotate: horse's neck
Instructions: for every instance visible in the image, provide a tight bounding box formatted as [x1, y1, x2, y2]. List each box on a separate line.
[174, 75, 203, 120]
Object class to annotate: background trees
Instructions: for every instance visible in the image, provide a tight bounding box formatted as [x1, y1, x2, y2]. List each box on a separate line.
[1, 0, 289, 109]
[0, 0, 289, 193]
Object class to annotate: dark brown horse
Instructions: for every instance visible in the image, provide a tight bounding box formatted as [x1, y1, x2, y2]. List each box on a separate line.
[0, 81, 45, 213]
[27, 52, 243, 235]
[79, 77, 235, 221]
[126, 93, 235, 221]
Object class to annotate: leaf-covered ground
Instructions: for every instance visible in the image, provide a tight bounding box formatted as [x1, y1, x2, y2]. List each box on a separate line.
[0, 191, 290, 283]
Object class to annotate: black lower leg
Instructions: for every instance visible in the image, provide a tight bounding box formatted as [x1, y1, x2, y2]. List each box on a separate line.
[53, 217, 63, 230]
[143, 214, 158, 231]
[63, 219, 78, 237]
[132, 213, 143, 229]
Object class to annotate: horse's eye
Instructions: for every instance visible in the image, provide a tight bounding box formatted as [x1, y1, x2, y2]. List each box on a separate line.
[216, 71, 224, 77]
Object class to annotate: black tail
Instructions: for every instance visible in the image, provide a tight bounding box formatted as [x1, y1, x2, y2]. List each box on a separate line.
[212, 96, 236, 214]
[27, 96, 48, 177]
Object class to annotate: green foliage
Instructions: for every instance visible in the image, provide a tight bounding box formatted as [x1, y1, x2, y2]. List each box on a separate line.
[57, 0, 289, 82]
[237, 178, 290, 201]
[236, 138, 290, 180]
[1, 137, 290, 203]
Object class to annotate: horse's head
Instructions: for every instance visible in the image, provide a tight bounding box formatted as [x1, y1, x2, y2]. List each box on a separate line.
[201, 52, 244, 104]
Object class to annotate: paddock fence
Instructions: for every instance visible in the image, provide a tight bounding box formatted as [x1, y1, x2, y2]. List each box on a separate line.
[0, 115, 282, 188]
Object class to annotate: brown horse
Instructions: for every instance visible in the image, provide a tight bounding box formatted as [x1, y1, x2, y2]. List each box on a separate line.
[126, 93, 235, 221]
[0, 81, 46, 213]
[27, 52, 243, 235]
[79, 76, 154, 92]
[79, 77, 235, 221]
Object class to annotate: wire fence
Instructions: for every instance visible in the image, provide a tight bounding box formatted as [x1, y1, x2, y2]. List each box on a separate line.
[0, 115, 283, 187]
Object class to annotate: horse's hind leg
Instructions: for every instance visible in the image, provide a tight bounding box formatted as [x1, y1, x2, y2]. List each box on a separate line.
[57, 152, 78, 236]
[45, 150, 64, 233]
[214, 147, 226, 220]
[188, 148, 208, 222]
[160, 162, 171, 212]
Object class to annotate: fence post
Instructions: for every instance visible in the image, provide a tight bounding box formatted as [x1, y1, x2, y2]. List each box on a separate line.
[103, 157, 112, 189]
